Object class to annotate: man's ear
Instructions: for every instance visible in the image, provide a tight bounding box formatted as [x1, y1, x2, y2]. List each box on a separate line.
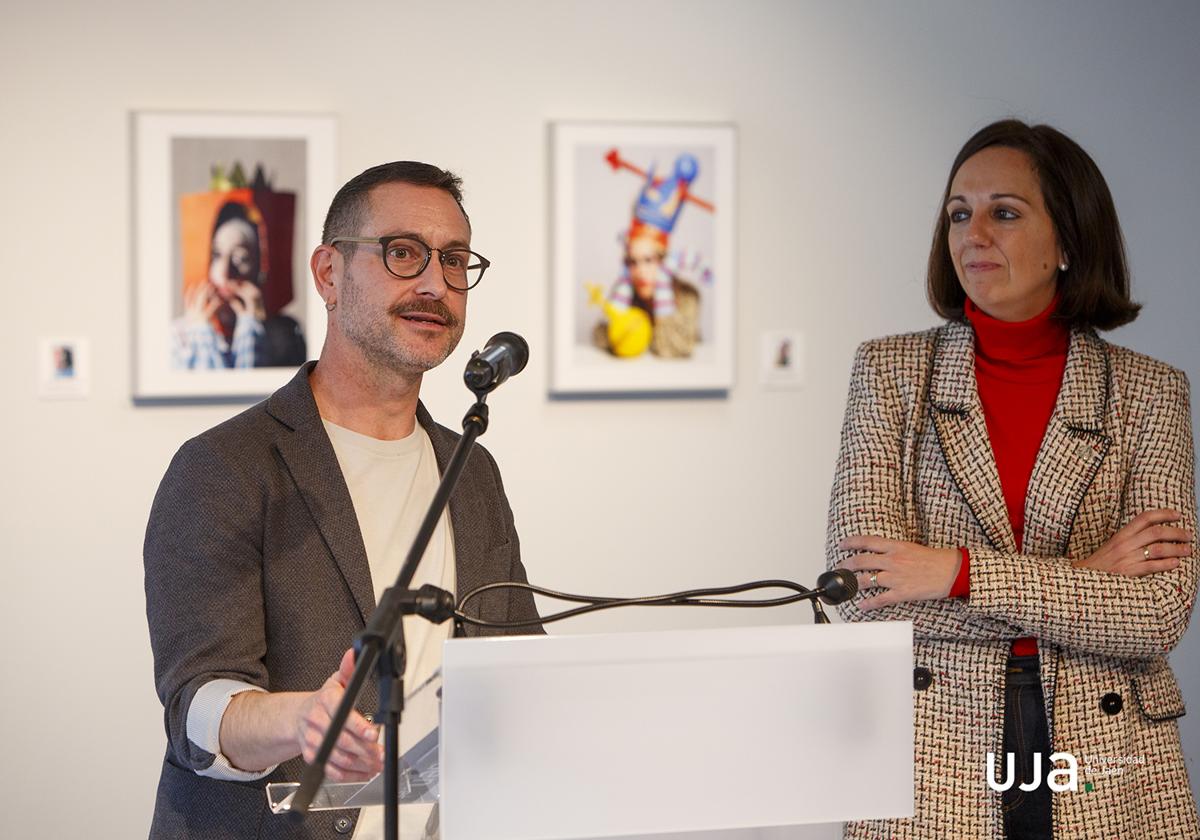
[311, 244, 338, 306]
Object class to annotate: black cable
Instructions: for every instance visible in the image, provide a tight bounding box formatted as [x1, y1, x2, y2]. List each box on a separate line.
[455, 579, 821, 630]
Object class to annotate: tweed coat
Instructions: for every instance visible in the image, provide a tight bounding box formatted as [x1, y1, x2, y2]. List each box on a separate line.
[144, 362, 541, 840]
[826, 321, 1199, 839]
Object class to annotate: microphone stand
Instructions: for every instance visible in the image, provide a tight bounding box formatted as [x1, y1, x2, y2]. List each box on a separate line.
[289, 392, 491, 840]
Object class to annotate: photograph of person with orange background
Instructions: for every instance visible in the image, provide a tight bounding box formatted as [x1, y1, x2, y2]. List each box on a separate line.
[172, 161, 306, 369]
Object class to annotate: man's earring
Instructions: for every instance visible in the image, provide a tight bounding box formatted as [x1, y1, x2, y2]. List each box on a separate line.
[325, 300, 337, 312]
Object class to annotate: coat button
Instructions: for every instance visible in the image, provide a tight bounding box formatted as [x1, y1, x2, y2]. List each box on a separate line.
[334, 815, 354, 834]
[1100, 692, 1123, 715]
[913, 667, 933, 690]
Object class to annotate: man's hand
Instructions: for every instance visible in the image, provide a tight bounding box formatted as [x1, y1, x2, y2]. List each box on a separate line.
[838, 536, 961, 611]
[1072, 509, 1191, 577]
[219, 648, 383, 780]
[295, 648, 383, 782]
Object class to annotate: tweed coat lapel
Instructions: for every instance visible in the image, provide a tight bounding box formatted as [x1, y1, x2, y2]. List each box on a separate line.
[1021, 329, 1112, 559]
[929, 322, 1018, 554]
[419, 402, 501, 639]
[930, 325, 1113, 756]
[1021, 330, 1111, 753]
[268, 363, 376, 624]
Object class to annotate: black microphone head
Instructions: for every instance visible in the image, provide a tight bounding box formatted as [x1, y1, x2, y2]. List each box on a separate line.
[464, 331, 530, 394]
[489, 331, 529, 375]
[816, 568, 858, 605]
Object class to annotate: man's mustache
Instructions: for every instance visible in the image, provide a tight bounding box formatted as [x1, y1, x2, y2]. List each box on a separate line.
[388, 298, 461, 328]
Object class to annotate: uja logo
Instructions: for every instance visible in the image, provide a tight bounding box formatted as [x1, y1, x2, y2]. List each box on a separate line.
[986, 752, 1078, 792]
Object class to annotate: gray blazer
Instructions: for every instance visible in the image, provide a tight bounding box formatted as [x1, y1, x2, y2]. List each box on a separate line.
[144, 362, 540, 839]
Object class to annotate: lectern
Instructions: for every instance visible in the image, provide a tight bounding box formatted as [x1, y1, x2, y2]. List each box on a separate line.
[440, 621, 913, 839]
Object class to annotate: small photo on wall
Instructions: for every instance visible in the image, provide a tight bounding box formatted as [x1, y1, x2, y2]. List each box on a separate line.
[133, 112, 335, 400]
[759, 329, 806, 390]
[38, 336, 90, 399]
[551, 122, 736, 396]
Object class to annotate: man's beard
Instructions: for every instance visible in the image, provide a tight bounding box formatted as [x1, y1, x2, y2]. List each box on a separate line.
[338, 266, 465, 375]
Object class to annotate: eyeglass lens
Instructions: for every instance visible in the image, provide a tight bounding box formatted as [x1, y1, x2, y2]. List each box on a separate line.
[384, 238, 484, 288]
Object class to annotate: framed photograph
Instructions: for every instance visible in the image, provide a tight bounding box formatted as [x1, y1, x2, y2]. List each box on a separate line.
[133, 111, 336, 400]
[551, 122, 735, 395]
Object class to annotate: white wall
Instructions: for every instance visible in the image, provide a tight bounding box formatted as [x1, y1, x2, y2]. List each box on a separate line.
[3, 1, 1199, 837]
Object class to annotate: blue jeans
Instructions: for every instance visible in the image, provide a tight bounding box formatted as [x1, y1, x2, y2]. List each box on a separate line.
[1002, 655, 1053, 839]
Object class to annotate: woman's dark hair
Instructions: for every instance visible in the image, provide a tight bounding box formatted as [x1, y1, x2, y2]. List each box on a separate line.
[926, 119, 1139, 330]
[213, 200, 259, 238]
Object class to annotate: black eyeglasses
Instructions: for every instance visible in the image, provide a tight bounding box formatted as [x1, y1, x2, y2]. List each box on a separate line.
[330, 236, 490, 291]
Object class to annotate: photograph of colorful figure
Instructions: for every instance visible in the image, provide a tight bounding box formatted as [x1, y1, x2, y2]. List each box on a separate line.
[171, 199, 306, 369]
[589, 153, 708, 359]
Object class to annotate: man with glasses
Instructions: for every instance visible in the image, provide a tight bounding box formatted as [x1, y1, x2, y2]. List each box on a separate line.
[145, 161, 540, 839]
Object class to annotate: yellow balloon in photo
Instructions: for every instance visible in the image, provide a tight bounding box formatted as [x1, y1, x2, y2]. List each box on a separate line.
[585, 282, 652, 358]
[606, 307, 652, 358]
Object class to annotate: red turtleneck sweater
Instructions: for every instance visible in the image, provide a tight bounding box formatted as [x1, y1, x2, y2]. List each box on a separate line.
[949, 295, 1070, 657]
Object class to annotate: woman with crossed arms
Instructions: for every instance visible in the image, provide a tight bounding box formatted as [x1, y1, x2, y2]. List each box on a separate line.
[828, 119, 1198, 839]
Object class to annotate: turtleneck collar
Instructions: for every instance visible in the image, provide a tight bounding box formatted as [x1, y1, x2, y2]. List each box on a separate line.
[964, 293, 1069, 366]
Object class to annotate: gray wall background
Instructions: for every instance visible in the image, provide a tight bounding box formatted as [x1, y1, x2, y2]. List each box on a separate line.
[2, 2, 1198, 837]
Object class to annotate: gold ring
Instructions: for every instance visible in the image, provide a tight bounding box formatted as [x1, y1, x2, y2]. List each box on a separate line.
[870, 572, 879, 587]
[1144, 546, 1151, 560]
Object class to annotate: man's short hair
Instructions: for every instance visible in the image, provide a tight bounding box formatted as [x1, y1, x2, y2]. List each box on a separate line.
[321, 161, 468, 247]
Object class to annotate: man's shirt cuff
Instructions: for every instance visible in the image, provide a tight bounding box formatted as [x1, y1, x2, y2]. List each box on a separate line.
[187, 679, 278, 781]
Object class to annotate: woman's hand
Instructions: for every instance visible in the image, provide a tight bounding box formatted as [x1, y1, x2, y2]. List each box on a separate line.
[227, 280, 266, 322]
[183, 281, 221, 327]
[1071, 509, 1192, 577]
[838, 536, 961, 611]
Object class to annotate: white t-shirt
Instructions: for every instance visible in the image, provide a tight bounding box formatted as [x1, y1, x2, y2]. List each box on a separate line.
[323, 419, 454, 839]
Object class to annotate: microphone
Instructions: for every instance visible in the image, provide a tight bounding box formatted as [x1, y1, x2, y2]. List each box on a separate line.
[815, 569, 858, 605]
[463, 332, 529, 394]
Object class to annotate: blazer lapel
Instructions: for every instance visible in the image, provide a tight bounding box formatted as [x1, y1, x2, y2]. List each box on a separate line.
[268, 363, 376, 624]
[418, 403, 497, 638]
[1019, 329, 1113, 758]
[929, 322, 1018, 554]
[1021, 330, 1112, 557]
